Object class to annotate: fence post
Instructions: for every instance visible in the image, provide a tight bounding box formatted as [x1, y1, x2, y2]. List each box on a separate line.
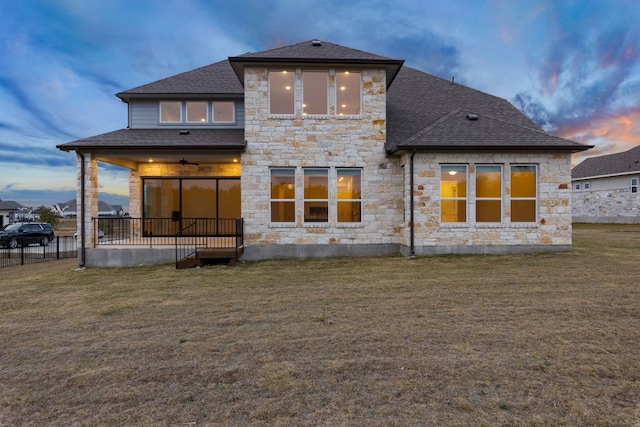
[56, 236, 60, 260]
[20, 244, 25, 265]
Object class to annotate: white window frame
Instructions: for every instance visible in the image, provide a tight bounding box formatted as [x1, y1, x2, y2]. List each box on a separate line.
[475, 164, 503, 223]
[632, 178, 638, 194]
[302, 70, 329, 116]
[212, 101, 235, 123]
[574, 183, 581, 190]
[268, 69, 295, 116]
[440, 165, 468, 223]
[510, 164, 538, 223]
[584, 181, 591, 190]
[159, 101, 182, 123]
[303, 168, 329, 223]
[336, 168, 362, 223]
[269, 168, 296, 224]
[186, 101, 208, 123]
[335, 70, 362, 116]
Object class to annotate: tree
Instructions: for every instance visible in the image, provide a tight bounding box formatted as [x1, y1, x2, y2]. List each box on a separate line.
[37, 207, 60, 230]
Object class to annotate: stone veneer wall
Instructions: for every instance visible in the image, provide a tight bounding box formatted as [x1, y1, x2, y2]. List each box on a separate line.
[241, 67, 404, 259]
[76, 152, 99, 250]
[572, 188, 640, 223]
[405, 151, 574, 255]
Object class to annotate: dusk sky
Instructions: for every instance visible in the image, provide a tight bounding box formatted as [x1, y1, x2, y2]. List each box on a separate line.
[1, 0, 639, 209]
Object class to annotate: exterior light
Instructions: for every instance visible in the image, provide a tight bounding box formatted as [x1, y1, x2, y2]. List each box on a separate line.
[448, 170, 457, 176]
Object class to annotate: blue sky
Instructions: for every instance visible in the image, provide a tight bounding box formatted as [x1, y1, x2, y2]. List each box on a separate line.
[1, 0, 639, 209]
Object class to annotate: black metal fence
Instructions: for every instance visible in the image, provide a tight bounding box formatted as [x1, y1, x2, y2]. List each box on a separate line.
[0, 236, 77, 268]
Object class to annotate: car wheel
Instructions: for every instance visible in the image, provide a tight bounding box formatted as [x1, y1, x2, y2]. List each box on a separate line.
[9, 238, 18, 249]
[41, 237, 50, 246]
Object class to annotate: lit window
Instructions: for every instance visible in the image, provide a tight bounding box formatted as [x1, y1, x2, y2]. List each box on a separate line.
[440, 165, 467, 223]
[213, 101, 234, 122]
[269, 70, 295, 115]
[476, 165, 502, 222]
[511, 165, 537, 222]
[632, 178, 638, 194]
[302, 70, 328, 115]
[336, 71, 361, 115]
[337, 169, 362, 223]
[270, 169, 295, 223]
[160, 101, 181, 122]
[304, 169, 328, 222]
[186, 101, 207, 122]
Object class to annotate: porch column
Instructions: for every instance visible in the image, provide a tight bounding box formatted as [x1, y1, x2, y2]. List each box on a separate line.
[76, 152, 99, 248]
[128, 170, 142, 238]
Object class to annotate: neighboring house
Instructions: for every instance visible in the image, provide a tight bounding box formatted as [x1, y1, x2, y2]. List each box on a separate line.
[0, 200, 28, 228]
[57, 39, 591, 267]
[54, 199, 126, 217]
[572, 145, 640, 223]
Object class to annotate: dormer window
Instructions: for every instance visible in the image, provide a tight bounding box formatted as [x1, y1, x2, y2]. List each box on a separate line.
[160, 101, 182, 122]
[269, 70, 295, 115]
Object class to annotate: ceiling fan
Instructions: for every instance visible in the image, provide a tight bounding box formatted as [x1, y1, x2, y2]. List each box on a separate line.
[174, 158, 199, 166]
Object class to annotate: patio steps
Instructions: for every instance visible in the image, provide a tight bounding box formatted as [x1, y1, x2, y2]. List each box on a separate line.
[176, 246, 244, 269]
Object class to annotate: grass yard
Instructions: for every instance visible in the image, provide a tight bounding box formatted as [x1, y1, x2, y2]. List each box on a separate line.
[1, 224, 639, 426]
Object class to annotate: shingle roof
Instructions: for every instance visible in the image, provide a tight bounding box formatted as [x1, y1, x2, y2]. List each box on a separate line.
[386, 66, 590, 153]
[0, 200, 26, 210]
[228, 39, 404, 88]
[57, 128, 246, 151]
[572, 145, 640, 179]
[117, 60, 244, 99]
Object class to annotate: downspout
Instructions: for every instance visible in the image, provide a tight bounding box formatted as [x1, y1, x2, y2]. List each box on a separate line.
[79, 152, 86, 267]
[409, 149, 416, 256]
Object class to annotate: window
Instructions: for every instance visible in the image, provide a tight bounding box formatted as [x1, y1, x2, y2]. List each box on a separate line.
[336, 71, 361, 116]
[304, 169, 328, 222]
[160, 101, 181, 122]
[213, 101, 234, 122]
[186, 101, 207, 123]
[269, 70, 295, 115]
[584, 182, 590, 190]
[337, 169, 362, 223]
[270, 169, 295, 223]
[441, 165, 467, 223]
[632, 178, 638, 194]
[476, 165, 502, 222]
[574, 183, 581, 190]
[303, 71, 328, 115]
[510, 165, 537, 222]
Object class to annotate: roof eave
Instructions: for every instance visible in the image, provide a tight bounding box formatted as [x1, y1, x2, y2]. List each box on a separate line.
[57, 143, 247, 152]
[387, 144, 594, 155]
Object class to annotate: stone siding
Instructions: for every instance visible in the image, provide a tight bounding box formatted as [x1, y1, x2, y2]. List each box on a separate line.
[572, 188, 640, 223]
[404, 152, 573, 254]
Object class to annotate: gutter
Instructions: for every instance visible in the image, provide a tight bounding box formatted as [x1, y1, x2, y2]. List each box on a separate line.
[409, 149, 416, 256]
[79, 153, 86, 267]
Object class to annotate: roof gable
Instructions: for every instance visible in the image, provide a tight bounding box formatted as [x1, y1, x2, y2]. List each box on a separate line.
[572, 145, 640, 179]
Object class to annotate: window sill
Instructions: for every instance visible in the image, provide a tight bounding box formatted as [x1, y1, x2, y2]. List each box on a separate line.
[336, 222, 363, 228]
[269, 223, 297, 228]
[303, 222, 329, 228]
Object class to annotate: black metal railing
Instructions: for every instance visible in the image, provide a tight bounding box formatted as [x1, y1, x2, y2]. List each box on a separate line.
[175, 218, 244, 267]
[0, 236, 77, 268]
[88, 217, 243, 248]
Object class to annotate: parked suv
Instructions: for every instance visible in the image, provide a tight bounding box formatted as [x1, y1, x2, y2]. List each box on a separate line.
[0, 222, 55, 249]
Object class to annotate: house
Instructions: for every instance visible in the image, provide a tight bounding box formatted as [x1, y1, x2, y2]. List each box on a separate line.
[57, 39, 591, 267]
[54, 199, 126, 218]
[572, 145, 640, 223]
[0, 200, 36, 227]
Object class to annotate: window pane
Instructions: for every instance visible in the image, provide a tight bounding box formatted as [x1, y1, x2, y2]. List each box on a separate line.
[336, 71, 361, 115]
[160, 101, 181, 122]
[269, 70, 294, 115]
[441, 200, 467, 222]
[511, 166, 536, 197]
[337, 169, 361, 199]
[271, 202, 295, 222]
[182, 180, 216, 218]
[304, 169, 328, 199]
[511, 200, 536, 222]
[271, 169, 295, 223]
[270, 169, 295, 199]
[218, 179, 241, 218]
[213, 101, 234, 122]
[303, 71, 328, 115]
[186, 101, 207, 122]
[338, 201, 361, 222]
[476, 200, 501, 222]
[476, 165, 501, 197]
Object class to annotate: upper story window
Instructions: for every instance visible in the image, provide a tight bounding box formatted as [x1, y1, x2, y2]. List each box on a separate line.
[186, 101, 207, 123]
[269, 70, 295, 115]
[160, 101, 182, 122]
[476, 165, 502, 222]
[632, 177, 638, 194]
[574, 183, 581, 190]
[336, 71, 361, 116]
[213, 101, 234, 122]
[303, 70, 328, 115]
[440, 165, 467, 223]
[511, 165, 537, 222]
